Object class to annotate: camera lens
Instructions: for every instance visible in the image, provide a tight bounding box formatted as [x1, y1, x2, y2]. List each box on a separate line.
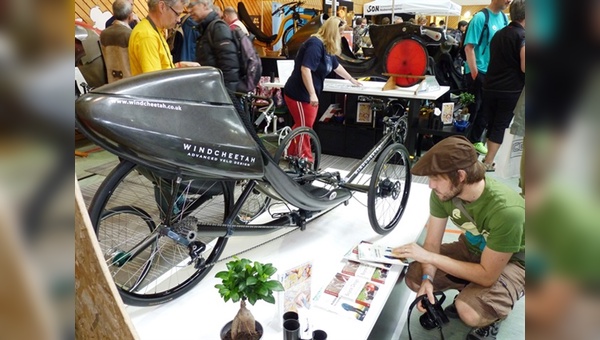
[419, 312, 438, 330]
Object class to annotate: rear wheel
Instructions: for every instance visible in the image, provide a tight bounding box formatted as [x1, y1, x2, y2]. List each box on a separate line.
[88, 160, 232, 306]
[367, 143, 411, 234]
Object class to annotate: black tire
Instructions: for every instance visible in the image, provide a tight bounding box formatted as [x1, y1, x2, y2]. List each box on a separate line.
[88, 160, 232, 306]
[367, 143, 412, 234]
[234, 180, 271, 224]
[274, 127, 321, 179]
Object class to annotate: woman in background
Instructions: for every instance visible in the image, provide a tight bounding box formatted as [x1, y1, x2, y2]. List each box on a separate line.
[283, 17, 361, 166]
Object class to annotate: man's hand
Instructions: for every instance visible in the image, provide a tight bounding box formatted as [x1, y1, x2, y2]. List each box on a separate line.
[392, 243, 433, 264]
[176, 61, 201, 68]
[416, 280, 435, 313]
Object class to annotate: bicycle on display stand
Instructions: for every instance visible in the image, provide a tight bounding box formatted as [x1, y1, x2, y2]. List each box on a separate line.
[238, 1, 318, 51]
[76, 67, 411, 306]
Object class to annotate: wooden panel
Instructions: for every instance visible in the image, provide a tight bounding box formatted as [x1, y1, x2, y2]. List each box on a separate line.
[73, 0, 332, 39]
[75, 0, 148, 25]
[75, 177, 139, 339]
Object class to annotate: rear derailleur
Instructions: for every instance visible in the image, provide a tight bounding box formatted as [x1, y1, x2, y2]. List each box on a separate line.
[187, 241, 207, 269]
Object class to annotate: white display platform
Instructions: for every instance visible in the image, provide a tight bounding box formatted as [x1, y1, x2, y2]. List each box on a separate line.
[126, 182, 431, 340]
[264, 78, 450, 101]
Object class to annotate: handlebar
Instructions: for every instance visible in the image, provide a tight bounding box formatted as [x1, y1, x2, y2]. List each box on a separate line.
[382, 116, 401, 123]
[242, 93, 275, 112]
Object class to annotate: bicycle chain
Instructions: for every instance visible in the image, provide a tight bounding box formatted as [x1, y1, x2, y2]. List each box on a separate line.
[194, 222, 301, 269]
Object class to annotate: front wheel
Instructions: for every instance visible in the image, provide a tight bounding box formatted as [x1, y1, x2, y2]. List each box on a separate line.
[88, 160, 232, 306]
[367, 143, 412, 234]
[274, 127, 321, 181]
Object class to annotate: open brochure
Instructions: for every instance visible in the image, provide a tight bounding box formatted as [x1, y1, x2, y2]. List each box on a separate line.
[357, 243, 408, 266]
[322, 272, 380, 308]
[341, 260, 389, 284]
[313, 288, 371, 322]
[313, 272, 381, 321]
[344, 241, 408, 268]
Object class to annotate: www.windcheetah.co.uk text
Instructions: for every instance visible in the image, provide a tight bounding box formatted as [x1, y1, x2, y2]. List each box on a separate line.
[114, 99, 182, 111]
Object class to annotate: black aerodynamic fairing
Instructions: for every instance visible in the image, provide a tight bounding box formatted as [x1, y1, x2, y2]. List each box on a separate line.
[75, 67, 265, 180]
[75, 67, 352, 211]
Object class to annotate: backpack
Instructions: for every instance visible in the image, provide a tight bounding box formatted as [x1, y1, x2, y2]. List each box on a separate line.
[459, 8, 508, 60]
[207, 20, 262, 93]
[231, 27, 262, 93]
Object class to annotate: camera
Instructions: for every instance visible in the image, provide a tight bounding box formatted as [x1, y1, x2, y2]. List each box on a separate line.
[417, 292, 450, 330]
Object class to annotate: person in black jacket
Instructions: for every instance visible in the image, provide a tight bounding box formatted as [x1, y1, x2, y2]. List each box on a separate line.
[481, 0, 525, 172]
[188, 0, 240, 92]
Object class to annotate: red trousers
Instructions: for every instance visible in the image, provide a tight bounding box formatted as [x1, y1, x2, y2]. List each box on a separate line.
[284, 95, 318, 163]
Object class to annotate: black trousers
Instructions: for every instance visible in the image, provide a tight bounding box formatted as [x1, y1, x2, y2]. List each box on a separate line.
[482, 90, 521, 144]
[465, 72, 486, 143]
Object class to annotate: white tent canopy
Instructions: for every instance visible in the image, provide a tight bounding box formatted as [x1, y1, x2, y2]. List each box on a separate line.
[363, 0, 462, 16]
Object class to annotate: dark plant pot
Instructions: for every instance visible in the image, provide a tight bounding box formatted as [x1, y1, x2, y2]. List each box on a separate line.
[220, 320, 263, 340]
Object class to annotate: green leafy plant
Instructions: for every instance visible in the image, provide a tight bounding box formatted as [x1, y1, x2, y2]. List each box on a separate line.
[215, 258, 284, 339]
[458, 92, 475, 114]
[458, 92, 475, 106]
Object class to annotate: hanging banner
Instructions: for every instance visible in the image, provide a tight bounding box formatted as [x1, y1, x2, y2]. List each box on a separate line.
[363, 0, 461, 16]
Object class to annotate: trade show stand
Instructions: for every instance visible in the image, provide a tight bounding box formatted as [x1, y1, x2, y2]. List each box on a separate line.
[126, 181, 432, 340]
[263, 79, 451, 159]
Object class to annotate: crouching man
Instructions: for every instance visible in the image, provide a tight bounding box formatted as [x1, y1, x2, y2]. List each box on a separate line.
[393, 136, 524, 339]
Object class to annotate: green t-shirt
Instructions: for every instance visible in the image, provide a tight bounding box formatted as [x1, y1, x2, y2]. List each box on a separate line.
[430, 176, 525, 260]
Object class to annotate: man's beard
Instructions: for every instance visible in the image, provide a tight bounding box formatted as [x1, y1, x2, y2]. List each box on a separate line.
[435, 183, 464, 202]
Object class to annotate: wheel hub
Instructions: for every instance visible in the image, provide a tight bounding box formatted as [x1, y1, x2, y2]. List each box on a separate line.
[379, 178, 401, 199]
[392, 181, 401, 199]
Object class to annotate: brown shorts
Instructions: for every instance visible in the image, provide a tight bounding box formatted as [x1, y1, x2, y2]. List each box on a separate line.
[405, 234, 525, 322]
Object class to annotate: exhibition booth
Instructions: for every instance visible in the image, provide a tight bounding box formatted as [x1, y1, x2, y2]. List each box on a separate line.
[74, 0, 525, 339]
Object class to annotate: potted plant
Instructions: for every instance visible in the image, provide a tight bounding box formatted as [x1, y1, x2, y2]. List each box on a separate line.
[215, 257, 285, 340]
[458, 92, 475, 116]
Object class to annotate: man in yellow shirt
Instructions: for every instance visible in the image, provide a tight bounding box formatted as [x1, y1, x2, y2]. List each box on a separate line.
[129, 0, 199, 75]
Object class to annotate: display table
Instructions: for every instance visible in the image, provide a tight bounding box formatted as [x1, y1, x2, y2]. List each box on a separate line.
[125, 181, 431, 339]
[263, 79, 450, 158]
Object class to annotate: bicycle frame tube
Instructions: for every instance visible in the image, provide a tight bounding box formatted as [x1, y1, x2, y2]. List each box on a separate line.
[271, 13, 313, 46]
[341, 133, 393, 193]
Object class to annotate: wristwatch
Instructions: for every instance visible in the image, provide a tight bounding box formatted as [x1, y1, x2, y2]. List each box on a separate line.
[422, 274, 433, 283]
